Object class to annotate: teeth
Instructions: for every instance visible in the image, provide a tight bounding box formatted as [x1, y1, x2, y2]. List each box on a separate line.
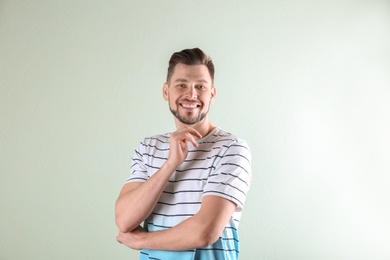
[182, 103, 198, 108]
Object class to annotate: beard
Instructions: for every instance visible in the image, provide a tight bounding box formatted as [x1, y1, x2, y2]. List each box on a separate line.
[169, 101, 210, 125]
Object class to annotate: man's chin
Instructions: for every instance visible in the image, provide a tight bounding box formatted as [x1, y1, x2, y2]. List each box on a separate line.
[177, 115, 205, 125]
[177, 118, 199, 125]
[170, 108, 207, 125]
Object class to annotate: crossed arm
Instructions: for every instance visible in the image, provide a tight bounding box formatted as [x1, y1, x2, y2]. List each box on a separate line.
[116, 192, 236, 251]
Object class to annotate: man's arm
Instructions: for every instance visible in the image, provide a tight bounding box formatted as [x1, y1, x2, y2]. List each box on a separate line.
[115, 126, 202, 233]
[116, 195, 236, 251]
[115, 161, 176, 233]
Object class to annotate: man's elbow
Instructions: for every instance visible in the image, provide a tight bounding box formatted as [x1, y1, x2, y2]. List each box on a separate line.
[115, 212, 137, 233]
[115, 215, 129, 233]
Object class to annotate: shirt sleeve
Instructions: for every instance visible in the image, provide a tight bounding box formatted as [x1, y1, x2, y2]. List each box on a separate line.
[203, 138, 252, 211]
[126, 141, 149, 183]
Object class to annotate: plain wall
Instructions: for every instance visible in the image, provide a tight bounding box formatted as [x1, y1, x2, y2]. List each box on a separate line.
[1, 1, 389, 259]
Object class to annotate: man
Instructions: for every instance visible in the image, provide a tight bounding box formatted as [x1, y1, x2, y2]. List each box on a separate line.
[115, 48, 252, 259]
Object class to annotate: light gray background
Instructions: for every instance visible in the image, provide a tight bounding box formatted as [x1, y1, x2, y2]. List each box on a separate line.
[1, 1, 389, 259]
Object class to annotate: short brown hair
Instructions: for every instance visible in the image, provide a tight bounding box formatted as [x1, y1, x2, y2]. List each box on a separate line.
[166, 48, 215, 84]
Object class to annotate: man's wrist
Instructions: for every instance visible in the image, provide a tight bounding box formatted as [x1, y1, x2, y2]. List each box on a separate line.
[162, 160, 179, 173]
[137, 229, 149, 250]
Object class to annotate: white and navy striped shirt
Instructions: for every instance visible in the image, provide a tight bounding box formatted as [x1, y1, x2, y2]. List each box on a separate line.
[126, 127, 252, 260]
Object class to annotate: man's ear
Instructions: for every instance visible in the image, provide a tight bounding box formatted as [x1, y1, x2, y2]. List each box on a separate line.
[162, 83, 169, 101]
[210, 85, 217, 104]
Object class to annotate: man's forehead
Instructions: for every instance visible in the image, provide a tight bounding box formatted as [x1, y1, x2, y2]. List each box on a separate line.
[171, 64, 211, 82]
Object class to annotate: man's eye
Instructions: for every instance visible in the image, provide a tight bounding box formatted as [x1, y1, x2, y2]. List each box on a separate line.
[178, 84, 186, 88]
[197, 85, 205, 89]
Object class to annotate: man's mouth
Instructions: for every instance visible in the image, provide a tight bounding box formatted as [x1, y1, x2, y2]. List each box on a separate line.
[179, 101, 200, 109]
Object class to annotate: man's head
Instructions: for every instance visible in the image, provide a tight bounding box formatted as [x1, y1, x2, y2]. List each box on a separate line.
[163, 48, 216, 126]
[166, 48, 215, 85]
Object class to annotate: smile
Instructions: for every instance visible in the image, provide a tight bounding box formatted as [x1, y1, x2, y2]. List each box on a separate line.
[179, 102, 200, 109]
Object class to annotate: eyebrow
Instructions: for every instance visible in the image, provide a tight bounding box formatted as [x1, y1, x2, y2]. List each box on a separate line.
[173, 78, 209, 84]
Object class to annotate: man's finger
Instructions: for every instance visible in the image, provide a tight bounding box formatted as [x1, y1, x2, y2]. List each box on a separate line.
[185, 132, 200, 147]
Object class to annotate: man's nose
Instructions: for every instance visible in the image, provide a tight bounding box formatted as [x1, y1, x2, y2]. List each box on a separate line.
[187, 86, 198, 99]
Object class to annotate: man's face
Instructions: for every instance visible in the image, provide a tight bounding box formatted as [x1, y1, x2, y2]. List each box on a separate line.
[163, 63, 216, 125]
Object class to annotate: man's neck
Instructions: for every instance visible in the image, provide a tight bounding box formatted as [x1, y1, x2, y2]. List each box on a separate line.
[174, 119, 215, 138]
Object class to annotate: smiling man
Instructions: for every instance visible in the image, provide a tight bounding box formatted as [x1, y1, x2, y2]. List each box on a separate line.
[115, 48, 252, 260]
[166, 63, 214, 125]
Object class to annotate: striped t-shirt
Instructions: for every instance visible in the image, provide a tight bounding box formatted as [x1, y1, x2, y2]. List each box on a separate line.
[126, 127, 252, 260]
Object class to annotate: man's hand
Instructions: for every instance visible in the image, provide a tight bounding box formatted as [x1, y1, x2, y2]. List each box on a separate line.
[116, 226, 146, 250]
[167, 126, 202, 168]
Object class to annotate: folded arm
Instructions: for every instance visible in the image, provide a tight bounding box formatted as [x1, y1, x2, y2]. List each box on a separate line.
[116, 195, 236, 251]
